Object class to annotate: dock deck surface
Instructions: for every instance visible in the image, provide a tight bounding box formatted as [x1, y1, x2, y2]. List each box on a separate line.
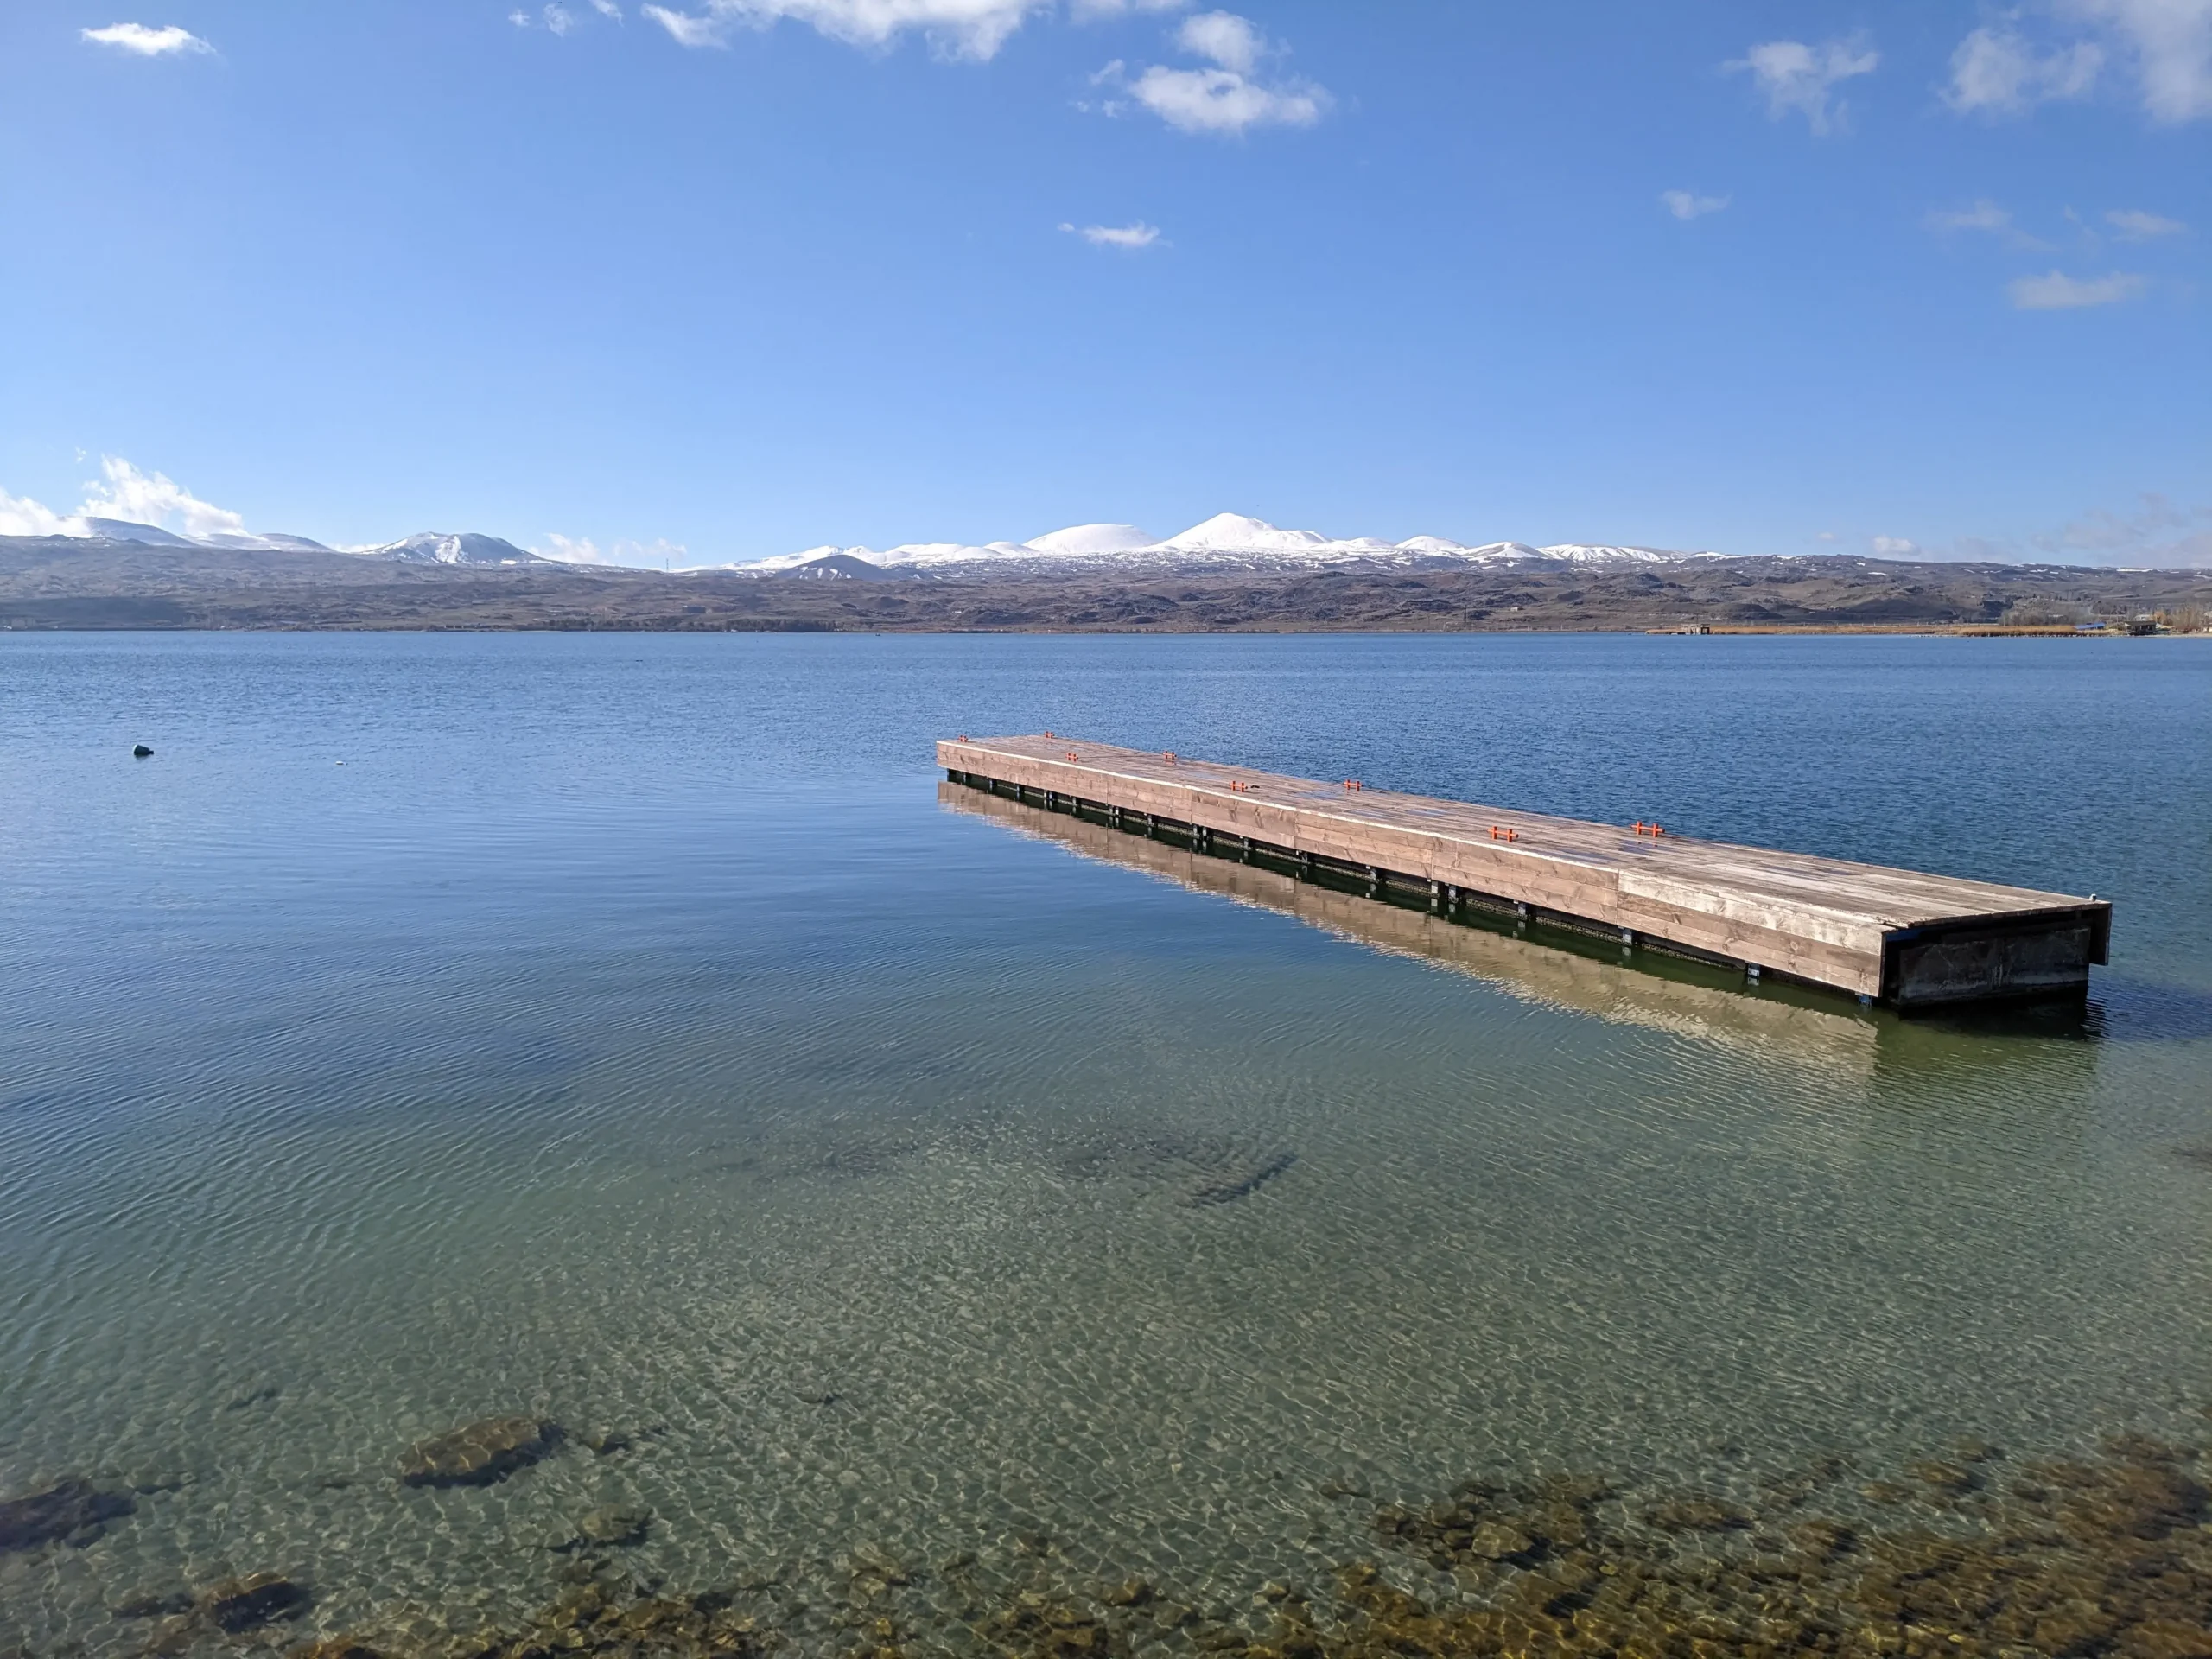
[938, 734, 2109, 1007]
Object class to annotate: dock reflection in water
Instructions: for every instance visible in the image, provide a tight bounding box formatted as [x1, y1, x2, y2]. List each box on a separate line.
[941, 780, 1886, 1078]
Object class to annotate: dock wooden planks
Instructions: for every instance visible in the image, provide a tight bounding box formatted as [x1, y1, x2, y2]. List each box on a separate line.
[937, 734, 2110, 1008]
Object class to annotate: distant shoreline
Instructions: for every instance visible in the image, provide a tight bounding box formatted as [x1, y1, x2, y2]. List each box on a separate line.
[3, 538, 2207, 636]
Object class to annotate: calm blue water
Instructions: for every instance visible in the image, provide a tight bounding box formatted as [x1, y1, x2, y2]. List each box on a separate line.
[1, 632, 2208, 1650]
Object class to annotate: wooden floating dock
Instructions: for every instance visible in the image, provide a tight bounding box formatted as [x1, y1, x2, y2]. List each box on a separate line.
[938, 734, 2111, 1009]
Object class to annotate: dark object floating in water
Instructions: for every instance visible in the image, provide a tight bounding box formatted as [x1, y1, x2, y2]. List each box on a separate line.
[0, 1478, 137, 1553]
[2172, 1145, 2212, 1171]
[397, 1415, 561, 1487]
[131, 743, 153, 757]
[224, 1383, 280, 1412]
[1185, 1150, 1297, 1206]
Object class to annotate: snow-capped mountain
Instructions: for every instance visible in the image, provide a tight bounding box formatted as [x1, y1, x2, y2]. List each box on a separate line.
[726, 514, 1712, 576]
[5, 519, 546, 565]
[65, 518, 336, 552]
[355, 532, 544, 566]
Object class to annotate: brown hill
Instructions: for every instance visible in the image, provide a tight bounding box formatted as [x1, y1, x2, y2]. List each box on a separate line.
[0, 537, 2205, 633]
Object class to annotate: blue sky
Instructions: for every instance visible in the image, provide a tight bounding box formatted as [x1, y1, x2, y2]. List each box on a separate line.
[1, 1, 2205, 566]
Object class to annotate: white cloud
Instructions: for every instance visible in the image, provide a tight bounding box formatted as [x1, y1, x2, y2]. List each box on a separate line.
[1927, 199, 2015, 233]
[511, 10, 531, 25]
[1126, 64, 1326, 131]
[1944, 27, 2101, 113]
[1727, 36, 1879, 134]
[79, 456, 247, 537]
[640, 0, 1048, 59]
[1069, 0, 1184, 16]
[2034, 493, 2212, 564]
[2107, 207, 2187, 236]
[592, 0, 624, 16]
[545, 3, 577, 34]
[1060, 219, 1161, 248]
[1096, 13, 1328, 136]
[0, 488, 80, 538]
[537, 534, 692, 567]
[1948, 3, 2212, 123]
[80, 22, 213, 56]
[0, 456, 251, 540]
[1871, 535, 1920, 557]
[2060, 0, 2212, 121]
[1660, 190, 1729, 220]
[1176, 10, 1259, 73]
[1923, 198, 2054, 248]
[2007, 269, 2148, 307]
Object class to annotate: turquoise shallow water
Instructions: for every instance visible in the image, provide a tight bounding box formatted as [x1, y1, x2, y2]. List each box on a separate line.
[1, 632, 2208, 1651]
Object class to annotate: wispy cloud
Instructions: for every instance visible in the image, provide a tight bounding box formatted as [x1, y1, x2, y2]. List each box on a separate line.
[1068, 0, 1185, 16]
[1727, 36, 1878, 135]
[1871, 535, 1920, 557]
[1175, 10, 1258, 73]
[2061, 0, 2212, 122]
[513, 0, 620, 30]
[0, 457, 248, 540]
[1945, 3, 2212, 124]
[1660, 190, 1729, 221]
[1060, 220, 1162, 248]
[2107, 207, 2187, 237]
[80, 456, 246, 537]
[2037, 493, 2212, 564]
[1095, 10, 1329, 136]
[640, 0, 1049, 60]
[0, 489, 79, 538]
[1923, 198, 2054, 249]
[1944, 27, 2101, 114]
[2008, 269, 2148, 308]
[80, 22, 212, 57]
[1927, 199, 2014, 234]
[537, 534, 692, 567]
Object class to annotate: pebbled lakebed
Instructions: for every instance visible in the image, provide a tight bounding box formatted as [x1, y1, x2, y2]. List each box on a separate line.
[2, 632, 2209, 1658]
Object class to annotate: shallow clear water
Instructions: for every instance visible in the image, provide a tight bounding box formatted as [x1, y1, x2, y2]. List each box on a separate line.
[1, 632, 2208, 1650]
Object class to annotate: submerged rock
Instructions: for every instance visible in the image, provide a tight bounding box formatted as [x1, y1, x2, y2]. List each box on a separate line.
[137, 1573, 310, 1655]
[0, 1478, 136, 1552]
[397, 1415, 561, 1486]
[1644, 1497, 1750, 1531]
[286, 1641, 382, 1659]
[202, 1573, 309, 1631]
[1184, 1150, 1296, 1207]
[849, 1541, 911, 1584]
[576, 1505, 652, 1548]
[111, 1592, 193, 1620]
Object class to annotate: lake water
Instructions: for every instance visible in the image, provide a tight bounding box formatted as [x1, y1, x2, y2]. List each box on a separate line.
[3, 632, 2209, 1656]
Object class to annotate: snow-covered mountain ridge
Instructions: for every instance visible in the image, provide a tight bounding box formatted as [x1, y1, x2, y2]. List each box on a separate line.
[728, 513, 1713, 576]
[17, 520, 544, 565]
